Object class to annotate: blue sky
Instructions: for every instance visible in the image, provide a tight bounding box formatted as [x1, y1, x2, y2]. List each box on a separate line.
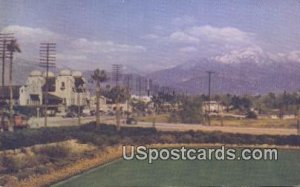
[1, 0, 300, 72]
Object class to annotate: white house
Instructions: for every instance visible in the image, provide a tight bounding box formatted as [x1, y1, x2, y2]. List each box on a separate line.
[19, 70, 47, 106]
[202, 101, 225, 113]
[19, 70, 90, 113]
[52, 70, 90, 107]
[131, 95, 152, 103]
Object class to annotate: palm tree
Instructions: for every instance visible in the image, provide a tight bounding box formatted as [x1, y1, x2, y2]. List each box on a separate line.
[91, 69, 107, 125]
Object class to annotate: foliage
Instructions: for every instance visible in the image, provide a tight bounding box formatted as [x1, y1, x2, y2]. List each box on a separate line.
[170, 97, 203, 124]
[102, 86, 130, 103]
[130, 98, 149, 113]
[90, 69, 108, 85]
[0, 122, 299, 152]
[151, 90, 178, 113]
[246, 110, 258, 119]
[38, 144, 71, 161]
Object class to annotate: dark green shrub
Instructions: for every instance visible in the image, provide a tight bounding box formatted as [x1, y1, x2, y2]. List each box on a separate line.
[246, 110, 258, 119]
[38, 145, 70, 162]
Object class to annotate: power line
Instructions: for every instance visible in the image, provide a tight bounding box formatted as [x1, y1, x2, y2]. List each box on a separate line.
[124, 74, 132, 120]
[206, 71, 215, 126]
[112, 64, 122, 87]
[136, 76, 142, 98]
[0, 33, 17, 132]
[111, 64, 122, 130]
[39, 43, 56, 127]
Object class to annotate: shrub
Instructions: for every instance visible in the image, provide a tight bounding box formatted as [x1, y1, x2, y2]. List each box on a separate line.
[16, 168, 36, 180]
[0, 175, 18, 186]
[1, 155, 24, 172]
[246, 110, 258, 119]
[159, 134, 176, 144]
[38, 145, 71, 162]
[172, 98, 204, 124]
[178, 134, 193, 143]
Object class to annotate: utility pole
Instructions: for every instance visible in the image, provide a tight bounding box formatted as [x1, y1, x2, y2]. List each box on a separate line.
[206, 71, 215, 126]
[77, 85, 82, 125]
[112, 64, 122, 131]
[39, 43, 56, 127]
[125, 74, 132, 121]
[96, 81, 100, 125]
[7, 39, 21, 131]
[297, 105, 300, 135]
[0, 33, 14, 131]
[148, 79, 152, 97]
[136, 76, 142, 99]
[147, 79, 156, 128]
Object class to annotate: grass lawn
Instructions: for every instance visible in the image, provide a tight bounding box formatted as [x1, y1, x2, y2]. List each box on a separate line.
[211, 118, 297, 128]
[137, 114, 170, 123]
[53, 149, 300, 187]
[137, 113, 297, 128]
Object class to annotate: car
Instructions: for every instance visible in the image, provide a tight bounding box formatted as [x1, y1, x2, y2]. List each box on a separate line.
[82, 109, 91, 117]
[126, 117, 137, 125]
[63, 112, 77, 118]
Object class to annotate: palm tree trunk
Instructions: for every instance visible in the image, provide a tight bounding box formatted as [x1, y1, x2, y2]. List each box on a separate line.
[96, 83, 100, 125]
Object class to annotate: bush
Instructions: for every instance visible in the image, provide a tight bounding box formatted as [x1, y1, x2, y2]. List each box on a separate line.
[0, 175, 18, 186]
[246, 110, 258, 119]
[38, 145, 71, 162]
[178, 134, 193, 143]
[171, 97, 203, 124]
[1, 155, 24, 172]
[159, 134, 176, 144]
[1, 123, 300, 152]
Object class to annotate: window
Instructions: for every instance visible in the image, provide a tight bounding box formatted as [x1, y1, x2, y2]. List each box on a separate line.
[61, 82, 65, 90]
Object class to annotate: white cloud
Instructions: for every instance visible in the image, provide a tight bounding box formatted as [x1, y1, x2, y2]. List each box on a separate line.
[1, 25, 147, 70]
[179, 46, 198, 53]
[187, 25, 254, 44]
[71, 38, 146, 54]
[56, 53, 87, 61]
[269, 50, 300, 63]
[142, 34, 159, 40]
[169, 25, 254, 48]
[172, 16, 196, 27]
[2, 25, 62, 44]
[286, 51, 300, 63]
[170, 31, 199, 44]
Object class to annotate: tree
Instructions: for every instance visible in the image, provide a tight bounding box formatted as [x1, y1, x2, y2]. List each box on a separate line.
[246, 110, 257, 119]
[90, 69, 108, 125]
[170, 97, 203, 124]
[102, 86, 130, 104]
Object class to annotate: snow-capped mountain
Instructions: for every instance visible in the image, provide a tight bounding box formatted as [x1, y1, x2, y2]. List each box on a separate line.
[148, 49, 300, 95]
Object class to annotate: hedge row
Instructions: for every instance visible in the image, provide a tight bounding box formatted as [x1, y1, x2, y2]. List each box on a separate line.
[0, 123, 299, 150]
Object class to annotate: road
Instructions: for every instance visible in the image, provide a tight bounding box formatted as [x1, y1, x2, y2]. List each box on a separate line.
[28, 116, 299, 136]
[125, 122, 298, 136]
[28, 116, 114, 128]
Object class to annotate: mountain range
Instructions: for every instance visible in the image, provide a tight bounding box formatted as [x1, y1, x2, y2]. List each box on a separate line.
[2, 50, 300, 95]
[147, 51, 300, 95]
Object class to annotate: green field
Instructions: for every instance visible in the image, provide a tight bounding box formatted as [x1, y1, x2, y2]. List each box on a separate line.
[53, 149, 300, 187]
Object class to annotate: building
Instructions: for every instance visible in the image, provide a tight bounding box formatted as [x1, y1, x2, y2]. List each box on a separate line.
[19, 70, 90, 113]
[19, 70, 47, 106]
[202, 101, 225, 113]
[90, 95, 109, 112]
[131, 95, 152, 103]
